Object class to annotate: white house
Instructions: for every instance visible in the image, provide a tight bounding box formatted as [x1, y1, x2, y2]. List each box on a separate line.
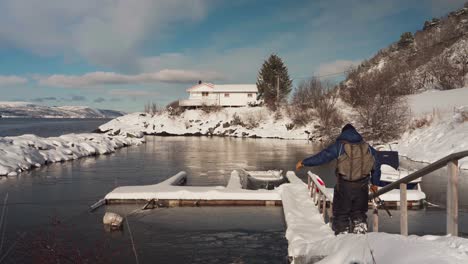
[179, 82, 259, 107]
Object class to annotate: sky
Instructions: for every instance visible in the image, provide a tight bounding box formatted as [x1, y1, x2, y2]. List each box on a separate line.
[0, 0, 465, 112]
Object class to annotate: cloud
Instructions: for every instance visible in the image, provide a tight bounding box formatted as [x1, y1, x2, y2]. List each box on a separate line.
[93, 97, 106, 103]
[38, 70, 224, 88]
[108, 89, 159, 97]
[0, 0, 208, 68]
[0, 75, 28, 86]
[30, 96, 57, 102]
[316, 60, 361, 77]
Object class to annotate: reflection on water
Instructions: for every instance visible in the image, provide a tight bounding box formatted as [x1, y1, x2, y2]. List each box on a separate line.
[1, 136, 467, 263]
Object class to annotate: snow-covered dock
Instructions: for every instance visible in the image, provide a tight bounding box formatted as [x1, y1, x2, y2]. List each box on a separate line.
[281, 172, 468, 264]
[105, 171, 282, 206]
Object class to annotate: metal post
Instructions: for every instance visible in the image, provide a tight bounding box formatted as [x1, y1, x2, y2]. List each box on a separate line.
[447, 160, 459, 236]
[400, 183, 408, 236]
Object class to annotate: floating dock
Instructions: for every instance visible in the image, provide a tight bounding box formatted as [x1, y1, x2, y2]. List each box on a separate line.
[105, 171, 282, 206]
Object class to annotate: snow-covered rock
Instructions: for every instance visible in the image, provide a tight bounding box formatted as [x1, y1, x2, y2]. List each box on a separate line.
[99, 107, 317, 140]
[0, 133, 144, 176]
[0, 102, 125, 118]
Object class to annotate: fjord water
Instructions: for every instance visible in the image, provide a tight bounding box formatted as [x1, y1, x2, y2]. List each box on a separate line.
[0, 130, 467, 262]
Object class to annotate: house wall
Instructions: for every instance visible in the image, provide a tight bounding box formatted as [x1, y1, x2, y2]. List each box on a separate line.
[183, 90, 258, 107]
[218, 92, 257, 106]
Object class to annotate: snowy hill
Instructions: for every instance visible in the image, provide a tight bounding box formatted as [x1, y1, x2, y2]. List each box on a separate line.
[342, 4, 468, 93]
[0, 102, 125, 118]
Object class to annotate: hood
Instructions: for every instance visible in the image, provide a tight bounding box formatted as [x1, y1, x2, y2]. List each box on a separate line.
[336, 126, 363, 143]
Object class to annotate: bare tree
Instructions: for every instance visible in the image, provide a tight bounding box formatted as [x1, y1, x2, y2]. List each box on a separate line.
[342, 66, 409, 141]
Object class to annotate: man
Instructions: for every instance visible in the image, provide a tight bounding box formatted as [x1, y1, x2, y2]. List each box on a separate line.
[296, 124, 381, 235]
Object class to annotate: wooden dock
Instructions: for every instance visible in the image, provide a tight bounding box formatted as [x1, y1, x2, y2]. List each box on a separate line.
[104, 171, 282, 206]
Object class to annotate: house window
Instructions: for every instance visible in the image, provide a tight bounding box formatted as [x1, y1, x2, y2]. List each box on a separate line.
[224, 93, 230, 97]
[202, 92, 209, 97]
[247, 93, 253, 98]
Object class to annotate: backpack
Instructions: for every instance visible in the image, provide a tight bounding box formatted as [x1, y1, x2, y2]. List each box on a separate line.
[336, 141, 374, 181]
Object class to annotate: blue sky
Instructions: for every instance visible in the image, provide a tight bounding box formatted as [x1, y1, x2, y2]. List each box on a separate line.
[0, 0, 465, 112]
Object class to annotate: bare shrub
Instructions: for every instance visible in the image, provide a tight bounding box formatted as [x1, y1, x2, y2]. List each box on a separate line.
[428, 56, 465, 90]
[342, 66, 409, 141]
[166, 100, 185, 116]
[231, 113, 244, 126]
[200, 104, 222, 114]
[242, 111, 266, 129]
[409, 115, 434, 130]
[287, 105, 310, 127]
[291, 78, 322, 110]
[314, 82, 343, 130]
[144, 102, 163, 115]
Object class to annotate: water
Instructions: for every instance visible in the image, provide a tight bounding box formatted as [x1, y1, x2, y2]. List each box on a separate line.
[1, 136, 323, 263]
[0, 118, 110, 137]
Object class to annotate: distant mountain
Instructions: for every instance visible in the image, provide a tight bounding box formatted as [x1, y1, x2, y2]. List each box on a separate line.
[0, 102, 125, 118]
[341, 4, 468, 93]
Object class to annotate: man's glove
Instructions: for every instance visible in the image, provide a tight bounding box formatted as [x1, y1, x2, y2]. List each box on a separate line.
[296, 160, 304, 171]
[370, 184, 379, 193]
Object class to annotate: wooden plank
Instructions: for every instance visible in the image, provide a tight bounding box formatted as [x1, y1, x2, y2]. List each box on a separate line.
[312, 183, 316, 202]
[322, 195, 326, 220]
[89, 198, 105, 212]
[447, 160, 459, 236]
[400, 183, 408, 236]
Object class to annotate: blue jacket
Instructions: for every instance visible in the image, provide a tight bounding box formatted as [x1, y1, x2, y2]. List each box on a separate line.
[302, 128, 381, 185]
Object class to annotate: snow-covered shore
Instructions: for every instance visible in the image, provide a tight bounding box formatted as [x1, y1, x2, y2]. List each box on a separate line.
[0, 133, 144, 176]
[98, 107, 315, 140]
[98, 87, 468, 168]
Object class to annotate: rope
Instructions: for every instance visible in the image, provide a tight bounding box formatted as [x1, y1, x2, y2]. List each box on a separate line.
[126, 217, 140, 264]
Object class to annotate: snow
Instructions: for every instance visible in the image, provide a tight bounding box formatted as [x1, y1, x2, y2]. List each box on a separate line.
[407, 87, 468, 116]
[99, 107, 313, 140]
[279, 172, 468, 264]
[394, 87, 468, 169]
[0, 133, 144, 176]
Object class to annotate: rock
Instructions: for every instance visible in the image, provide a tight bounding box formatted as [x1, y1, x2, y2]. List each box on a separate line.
[222, 122, 230, 128]
[103, 212, 123, 230]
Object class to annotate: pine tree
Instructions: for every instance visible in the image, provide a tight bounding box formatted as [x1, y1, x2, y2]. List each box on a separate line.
[256, 54, 292, 110]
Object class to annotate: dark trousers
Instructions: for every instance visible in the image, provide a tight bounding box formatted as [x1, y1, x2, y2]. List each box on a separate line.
[332, 177, 369, 234]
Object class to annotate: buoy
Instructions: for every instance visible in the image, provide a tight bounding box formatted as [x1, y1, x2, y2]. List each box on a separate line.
[103, 212, 123, 231]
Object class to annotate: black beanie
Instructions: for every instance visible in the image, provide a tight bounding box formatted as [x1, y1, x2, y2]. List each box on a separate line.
[341, 123, 355, 132]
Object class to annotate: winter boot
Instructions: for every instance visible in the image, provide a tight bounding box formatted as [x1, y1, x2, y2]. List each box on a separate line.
[351, 220, 367, 234]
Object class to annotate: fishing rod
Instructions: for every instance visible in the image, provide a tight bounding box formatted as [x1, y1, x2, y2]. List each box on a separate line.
[370, 185, 392, 218]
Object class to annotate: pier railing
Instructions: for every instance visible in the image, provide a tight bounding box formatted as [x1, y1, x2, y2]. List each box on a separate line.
[307, 150, 468, 236]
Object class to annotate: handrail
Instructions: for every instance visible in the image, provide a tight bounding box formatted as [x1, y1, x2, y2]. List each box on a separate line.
[370, 150, 468, 199]
[308, 172, 333, 200]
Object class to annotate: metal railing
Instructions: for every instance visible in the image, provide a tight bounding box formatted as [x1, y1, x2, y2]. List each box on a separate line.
[307, 150, 468, 236]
